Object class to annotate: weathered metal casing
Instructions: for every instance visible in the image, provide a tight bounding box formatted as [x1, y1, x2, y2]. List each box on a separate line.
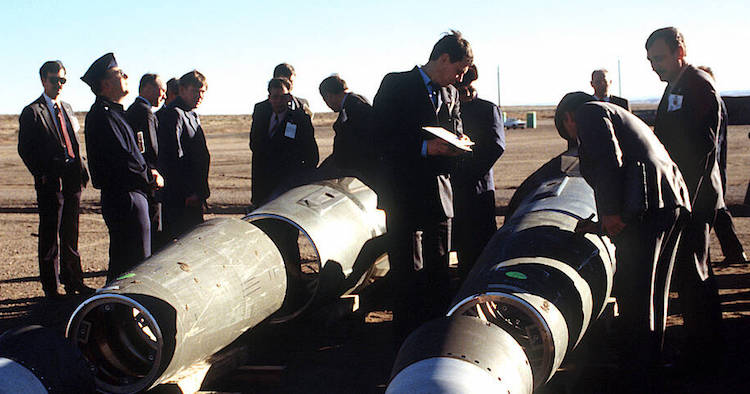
[388, 153, 616, 393]
[448, 154, 616, 388]
[245, 177, 387, 321]
[387, 316, 533, 394]
[66, 218, 286, 393]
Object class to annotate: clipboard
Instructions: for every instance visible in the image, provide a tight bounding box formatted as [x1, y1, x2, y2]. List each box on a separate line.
[422, 126, 474, 151]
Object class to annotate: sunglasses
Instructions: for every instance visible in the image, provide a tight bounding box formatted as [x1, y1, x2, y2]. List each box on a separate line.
[47, 76, 67, 85]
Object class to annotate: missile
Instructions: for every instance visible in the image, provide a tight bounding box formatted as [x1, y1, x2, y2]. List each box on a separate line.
[387, 152, 616, 393]
[65, 177, 386, 393]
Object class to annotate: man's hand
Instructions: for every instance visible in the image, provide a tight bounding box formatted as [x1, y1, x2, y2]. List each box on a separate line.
[601, 214, 626, 237]
[426, 138, 463, 157]
[575, 214, 601, 234]
[151, 169, 164, 190]
[185, 194, 201, 208]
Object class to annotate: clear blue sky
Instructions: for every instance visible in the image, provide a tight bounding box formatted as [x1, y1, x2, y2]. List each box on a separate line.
[1, 0, 747, 114]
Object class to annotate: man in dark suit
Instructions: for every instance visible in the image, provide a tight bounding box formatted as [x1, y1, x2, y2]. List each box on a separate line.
[318, 74, 375, 176]
[697, 65, 747, 265]
[157, 70, 211, 240]
[126, 73, 166, 250]
[556, 92, 690, 390]
[646, 26, 725, 365]
[452, 65, 505, 281]
[373, 30, 473, 340]
[18, 60, 94, 299]
[82, 53, 162, 282]
[249, 78, 318, 207]
[591, 69, 630, 111]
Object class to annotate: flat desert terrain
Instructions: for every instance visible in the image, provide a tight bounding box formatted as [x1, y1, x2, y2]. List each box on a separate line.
[1, 107, 750, 393]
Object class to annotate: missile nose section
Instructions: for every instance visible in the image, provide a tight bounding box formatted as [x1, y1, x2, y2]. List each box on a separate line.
[387, 316, 533, 394]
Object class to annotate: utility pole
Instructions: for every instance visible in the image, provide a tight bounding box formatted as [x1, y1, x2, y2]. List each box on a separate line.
[497, 65, 502, 108]
[617, 59, 622, 97]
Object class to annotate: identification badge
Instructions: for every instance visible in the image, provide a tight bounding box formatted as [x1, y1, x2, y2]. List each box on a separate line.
[667, 94, 683, 112]
[136, 131, 146, 153]
[341, 108, 348, 123]
[284, 122, 297, 139]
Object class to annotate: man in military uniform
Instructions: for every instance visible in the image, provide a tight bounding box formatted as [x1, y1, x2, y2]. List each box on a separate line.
[81, 53, 163, 282]
[126, 73, 166, 250]
[157, 70, 210, 239]
[18, 60, 94, 298]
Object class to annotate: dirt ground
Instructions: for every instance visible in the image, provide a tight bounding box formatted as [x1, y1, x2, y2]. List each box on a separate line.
[2, 108, 750, 393]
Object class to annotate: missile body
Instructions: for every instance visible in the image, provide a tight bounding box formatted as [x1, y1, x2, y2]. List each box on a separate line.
[388, 153, 616, 393]
[65, 177, 386, 393]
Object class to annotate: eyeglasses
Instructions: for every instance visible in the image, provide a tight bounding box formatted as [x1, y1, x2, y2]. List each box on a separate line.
[47, 76, 67, 85]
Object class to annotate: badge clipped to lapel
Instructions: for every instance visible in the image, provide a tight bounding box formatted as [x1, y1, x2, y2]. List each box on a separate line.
[284, 122, 297, 139]
[136, 131, 146, 153]
[667, 94, 683, 112]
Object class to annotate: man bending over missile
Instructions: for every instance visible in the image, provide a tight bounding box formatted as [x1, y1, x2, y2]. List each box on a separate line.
[555, 91, 689, 392]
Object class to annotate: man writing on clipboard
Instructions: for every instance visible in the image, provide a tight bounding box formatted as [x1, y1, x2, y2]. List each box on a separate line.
[373, 30, 473, 342]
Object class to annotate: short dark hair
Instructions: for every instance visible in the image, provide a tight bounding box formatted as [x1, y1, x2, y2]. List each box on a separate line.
[554, 91, 596, 140]
[179, 70, 207, 89]
[39, 60, 65, 79]
[268, 77, 291, 93]
[429, 30, 473, 63]
[273, 63, 295, 79]
[166, 77, 180, 95]
[645, 27, 685, 52]
[139, 73, 160, 93]
[319, 74, 347, 96]
[591, 69, 608, 80]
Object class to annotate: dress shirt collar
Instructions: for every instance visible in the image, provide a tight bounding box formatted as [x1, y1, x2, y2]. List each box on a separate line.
[418, 66, 442, 108]
[340, 93, 349, 111]
[42, 92, 60, 120]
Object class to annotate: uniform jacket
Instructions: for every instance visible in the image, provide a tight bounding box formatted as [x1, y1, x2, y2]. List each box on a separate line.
[576, 102, 690, 220]
[18, 95, 87, 188]
[125, 96, 159, 169]
[654, 64, 723, 216]
[372, 66, 463, 222]
[453, 97, 505, 195]
[249, 97, 318, 206]
[331, 93, 375, 171]
[157, 97, 211, 204]
[84, 97, 151, 193]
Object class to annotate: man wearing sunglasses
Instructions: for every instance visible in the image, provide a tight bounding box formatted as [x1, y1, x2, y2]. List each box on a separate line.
[18, 60, 94, 299]
[82, 53, 163, 282]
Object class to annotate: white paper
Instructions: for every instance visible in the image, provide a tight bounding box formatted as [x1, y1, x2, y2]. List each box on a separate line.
[284, 122, 297, 139]
[422, 126, 474, 151]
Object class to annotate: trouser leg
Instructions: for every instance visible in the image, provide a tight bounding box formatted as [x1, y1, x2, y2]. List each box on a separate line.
[103, 191, 151, 282]
[713, 207, 745, 261]
[36, 185, 63, 294]
[419, 219, 452, 321]
[58, 187, 83, 286]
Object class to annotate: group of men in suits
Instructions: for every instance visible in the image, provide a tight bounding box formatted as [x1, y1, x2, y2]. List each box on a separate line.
[19, 54, 212, 296]
[555, 26, 730, 390]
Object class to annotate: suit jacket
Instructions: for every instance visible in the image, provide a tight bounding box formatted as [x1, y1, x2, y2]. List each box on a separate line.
[157, 97, 211, 205]
[249, 98, 318, 206]
[330, 93, 375, 171]
[654, 64, 723, 217]
[84, 97, 151, 193]
[18, 95, 87, 188]
[453, 97, 505, 195]
[576, 102, 690, 221]
[372, 66, 463, 222]
[125, 97, 159, 169]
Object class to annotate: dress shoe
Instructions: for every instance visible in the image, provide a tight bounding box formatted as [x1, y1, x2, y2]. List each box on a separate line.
[64, 283, 97, 295]
[716, 252, 748, 267]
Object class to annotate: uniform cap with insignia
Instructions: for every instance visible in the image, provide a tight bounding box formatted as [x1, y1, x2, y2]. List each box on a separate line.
[81, 52, 117, 89]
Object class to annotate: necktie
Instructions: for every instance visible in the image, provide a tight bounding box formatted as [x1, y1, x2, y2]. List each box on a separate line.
[269, 113, 279, 137]
[54, 103, 75, 159]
